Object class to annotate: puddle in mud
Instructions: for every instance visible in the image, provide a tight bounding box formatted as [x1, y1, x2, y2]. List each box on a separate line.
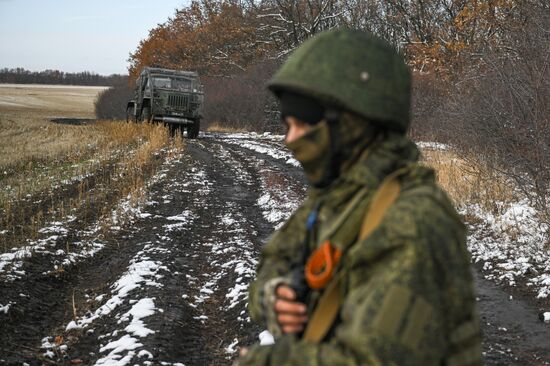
[50, 117, 96, 125]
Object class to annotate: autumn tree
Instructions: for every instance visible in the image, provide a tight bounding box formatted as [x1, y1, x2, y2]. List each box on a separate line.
[128, 0, 271, 79]
[368, 0, 521, 76]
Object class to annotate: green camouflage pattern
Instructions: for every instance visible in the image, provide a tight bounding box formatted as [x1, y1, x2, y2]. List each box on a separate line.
[285, 112, 378, 187]
[241, 117, 481, 365]
[286, 120, 332, 186]
[268, 28, 411, 133]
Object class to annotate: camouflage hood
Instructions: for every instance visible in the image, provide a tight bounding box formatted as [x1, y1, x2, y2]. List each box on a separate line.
[286, 113, 420, 189]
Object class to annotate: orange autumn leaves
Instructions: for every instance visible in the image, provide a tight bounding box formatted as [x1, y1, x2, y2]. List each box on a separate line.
[128, 1, 268, 80]
[128, 0, 523, 80]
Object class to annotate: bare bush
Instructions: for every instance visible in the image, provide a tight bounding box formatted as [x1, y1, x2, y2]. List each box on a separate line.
[202, 59, 281, 132]
[449, 2, 550, 224]
[94, 78, 133, 120]
[409, 73, 450, 141]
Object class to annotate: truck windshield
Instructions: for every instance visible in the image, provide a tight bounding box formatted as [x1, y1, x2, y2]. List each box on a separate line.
[151, 75, 201, 92]
[152, 77, 171, 88]
[172, 78, 192, 90]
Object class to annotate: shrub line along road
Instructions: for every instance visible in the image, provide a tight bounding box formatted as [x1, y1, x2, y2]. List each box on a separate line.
[0, 133, 549, 365]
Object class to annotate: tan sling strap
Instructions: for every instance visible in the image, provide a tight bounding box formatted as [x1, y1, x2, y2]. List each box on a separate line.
[302, 171, 403, 342]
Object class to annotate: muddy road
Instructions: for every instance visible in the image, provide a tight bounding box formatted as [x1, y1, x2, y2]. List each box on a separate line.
[1, 132, 548, 365]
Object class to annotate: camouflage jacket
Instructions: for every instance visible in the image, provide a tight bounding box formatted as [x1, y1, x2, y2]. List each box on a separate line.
[242, 133, 481, 366]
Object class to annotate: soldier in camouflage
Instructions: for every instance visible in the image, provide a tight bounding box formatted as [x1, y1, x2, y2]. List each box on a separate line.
[237, 28, 481, 366]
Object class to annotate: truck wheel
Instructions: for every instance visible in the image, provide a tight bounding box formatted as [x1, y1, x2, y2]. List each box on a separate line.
[188, 120, 200, 139]
[141, 106, 151, 123]
[126, 106, 134, 123]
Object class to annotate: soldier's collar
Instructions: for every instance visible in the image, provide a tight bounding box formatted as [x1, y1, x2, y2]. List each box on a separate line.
[340, 133, 420, 188]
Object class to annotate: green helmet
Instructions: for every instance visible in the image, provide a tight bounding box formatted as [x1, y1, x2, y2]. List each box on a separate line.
[268, 28, 411, 133]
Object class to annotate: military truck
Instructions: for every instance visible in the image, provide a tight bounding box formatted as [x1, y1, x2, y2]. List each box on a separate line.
[126, 67, 204, 138]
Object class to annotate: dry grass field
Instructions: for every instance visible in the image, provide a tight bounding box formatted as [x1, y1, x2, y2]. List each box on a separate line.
[421, 147, 516, 218]
[0, 83, 107, 113]
[0, 84, 107, 169]
[0, 84, 182, 252]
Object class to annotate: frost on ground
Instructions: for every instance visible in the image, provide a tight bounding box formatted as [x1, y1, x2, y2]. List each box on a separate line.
[221, 132, 300, 168]
[57, 242, 169, 364]
[0, 149, 182, 283]
[0, 217, 104, 282]
[215, 132, 303, 229]
[464, 201, 550, 299]
[416, 141, 450, 151]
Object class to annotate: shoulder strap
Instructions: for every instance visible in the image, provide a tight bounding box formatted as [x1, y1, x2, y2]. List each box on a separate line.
[302, 171, 403, 342]
[358, 170, 402, 240]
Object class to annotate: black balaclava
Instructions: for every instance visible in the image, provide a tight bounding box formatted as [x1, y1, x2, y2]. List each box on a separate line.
[279, 91, 325, 125]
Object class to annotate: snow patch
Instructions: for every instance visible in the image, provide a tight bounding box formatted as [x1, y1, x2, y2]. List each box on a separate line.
[96, 335, 142, 366]
[464, 200, 550, 298]
[417, 141, 449, 151]
[224, 138, 300, 167]
[0, 302, 14, 314]
[225, 338, 239, 354]
[120, 298, 156, 337]
[166, 210, 194, 222]
[259, 330, 275, 346]
[68, 255, 164, 330]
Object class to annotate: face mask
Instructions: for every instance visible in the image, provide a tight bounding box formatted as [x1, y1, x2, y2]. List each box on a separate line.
[285, 120, 332, 187]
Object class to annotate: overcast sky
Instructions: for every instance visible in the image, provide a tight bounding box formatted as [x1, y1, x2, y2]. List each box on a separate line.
[0, 0, 188, 75]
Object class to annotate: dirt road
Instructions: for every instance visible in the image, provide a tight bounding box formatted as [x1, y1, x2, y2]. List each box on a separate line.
[1, 132, 549, 365]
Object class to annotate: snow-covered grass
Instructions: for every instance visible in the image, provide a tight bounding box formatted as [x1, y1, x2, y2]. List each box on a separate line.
[0, 117, 181, 258]
[464, 202, 549, 298]
[421, 144, 550, 301]
[0, 147, 184, 283]
[417, 141, 450, 151]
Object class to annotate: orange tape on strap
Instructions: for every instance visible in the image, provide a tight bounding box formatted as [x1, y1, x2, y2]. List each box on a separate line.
[305, 241, 342, 290]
